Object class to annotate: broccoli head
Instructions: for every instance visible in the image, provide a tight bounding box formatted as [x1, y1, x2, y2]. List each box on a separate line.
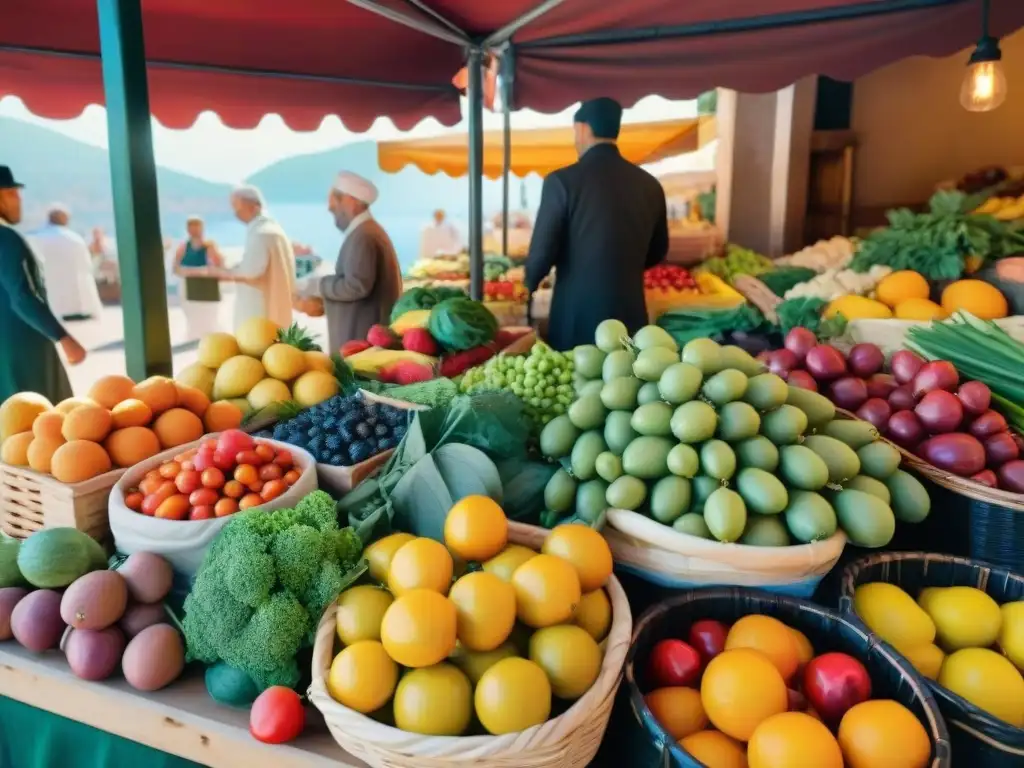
[182, 572, 253, 664]
[271, 524, 325, 595]
[294, 490, 339, 533]
[224, 591, 309, 691]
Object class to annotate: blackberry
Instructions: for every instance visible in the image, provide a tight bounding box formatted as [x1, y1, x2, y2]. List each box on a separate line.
[322, 415, 338, 430]
[365, 416, 379, 428]
[374, 423, 389, 438]
[365, 437, 379, 453]
[355, 422, 372, 439]
[338, 423, 356, 444]
[382, 408, 404, 427]
[393, 424, 408, 440]
[272, 423, 288, 441]
[340, 410, 361, 428]
[348, 440, 373, 464]
[325, 433, 343, 452]
[308, 435, 323, 454]
[307, 425, 322, 438]
[378, 436, 397, 451]
[329, 453, 344, 466]
[286, 431, 304, 446]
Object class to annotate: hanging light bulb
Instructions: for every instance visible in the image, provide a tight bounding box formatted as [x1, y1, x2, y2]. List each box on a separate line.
[960, 0, 1007, 112]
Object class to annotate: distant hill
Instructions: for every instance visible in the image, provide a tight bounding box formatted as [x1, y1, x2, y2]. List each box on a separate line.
[0, 117, 232, 233]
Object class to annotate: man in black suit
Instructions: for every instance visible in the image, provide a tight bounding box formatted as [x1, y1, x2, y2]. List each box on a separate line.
[525, 97, 669, 351]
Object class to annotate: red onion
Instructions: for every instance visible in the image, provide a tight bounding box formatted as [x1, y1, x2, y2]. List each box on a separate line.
[913, 361, 959, 397]
[856, 398, 893, 431]
[769, 348, 798, 377]
[888, 385, 917, 412]
[848, 344, 885, 378]
[997, 460, 1024, 492]
[787, 370, 818, 391]
[784, 327, 818, 363]
[915, 390, 964, 434]
[984, 431, 1020, 467]
[970, 469, 999, 488]
[830, 377, 869, 411]
[968, 410, 1008, 438]
[887, 410, 926, 448]
[805, 345, 847, 382]
[865, 373, 897, 400]
[890, 350, 925, 384]
[919, 433, 987, 476]
[956, 381, 991, 416]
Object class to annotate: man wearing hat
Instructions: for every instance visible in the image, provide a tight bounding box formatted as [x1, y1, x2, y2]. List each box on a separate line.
[525, 97, 669, 350]
[0, 166, 86, 403]
[320, 171, 402, 351]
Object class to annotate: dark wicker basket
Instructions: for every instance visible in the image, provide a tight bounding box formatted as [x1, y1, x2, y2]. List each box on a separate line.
[613, 587, 950, 768]
[839, 552, 1024, 765]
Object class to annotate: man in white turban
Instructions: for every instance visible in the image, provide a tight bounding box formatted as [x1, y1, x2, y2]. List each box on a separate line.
[318, 171, 402, 351]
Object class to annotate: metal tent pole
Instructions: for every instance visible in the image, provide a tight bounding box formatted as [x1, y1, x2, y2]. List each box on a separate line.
[467, 49, 485, 301]
[501, 53, 514, 257]
[96, 0, 171, 379]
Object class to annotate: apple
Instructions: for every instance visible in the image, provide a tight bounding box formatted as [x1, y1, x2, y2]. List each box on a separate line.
[688, 619, 729, 664]
[647, 639, 702, 688]
[803, 652, 872, 725]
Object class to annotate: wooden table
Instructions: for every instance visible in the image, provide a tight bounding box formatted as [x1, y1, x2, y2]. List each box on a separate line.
[0, 643, 365, 767]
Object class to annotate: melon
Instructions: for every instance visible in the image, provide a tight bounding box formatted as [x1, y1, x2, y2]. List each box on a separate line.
[51, 440, 113, 484]
[110, 398, 153, 429]
[204, 401, 244, 432]
[88, 375, 136, 409]
[247, 378, 292, 411]
[175, 363, 216, 399]
[235, 318, 280, 358]
[61, 405, 113, 442]
[32, 411, 65, 441]
[17, 528, 108, 588]
[104, 426, 161, 468]
[305, 351, 334, 374]
[55, 397, 98, 415]
[175, 384, 210, 418]
[27, 436, 66, 473]
[0, 392, 52, 442]
[292, 370, 339, 408]
[152, 408, 204, 449]
[197, 332, 240, 369]
[0, 539, 25, 588]
[262, 343, 307, 381]
[10, 589, 64, 651]
[60, 570, 128, 630]
[132, 377, 179, 414]
[213, 356, 266, 400]
[1, 432, 33, 466]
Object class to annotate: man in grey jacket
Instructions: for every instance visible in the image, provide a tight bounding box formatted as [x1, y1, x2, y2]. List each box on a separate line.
[320, 171, 402, 352]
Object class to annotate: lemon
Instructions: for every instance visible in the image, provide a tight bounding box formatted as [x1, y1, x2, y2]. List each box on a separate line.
[444, 495, 508, 562]
[542, 524, 613, 592]
[925, 586, 1002, 650]
[335, 586, 394, 646]
[939, 647, 1024, 727]
[916, 586, 943, 614]
[875, 270, 930, 308]
[450, 641, 518, 684]
[393, 663, 472, 735]
[261, 343, 308, 381]
[246, 378, 292, 411]
[448, 571, 517, 652]
[212, 355, 266, 400]
[380, 589, 457, 668]
[235, 317, 280, 357]
[902, 643, 945, 680]
[387, 537, 454, 596]
[483, 544, 537, 583]
[894, 298, 948, 321]
[197, 332, 240, 369]
[291, 370, 340, 408]
[999, 601, 1024, 671]
[853, 582, 935, 652]
[529, 624, 602, 700]
[304, 350, 334, 373]
[475, 657, 552, 735]
[365, 532, 415, 583]
[573, 588, 612, 642]
[511, 554, 581, 628]
[327, 640, 397, 714]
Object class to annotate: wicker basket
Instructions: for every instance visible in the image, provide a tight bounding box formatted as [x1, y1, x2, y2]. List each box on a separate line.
[839, 552, 1024, 765]
[307, 521, 633, 768]
[0, 462, 124, 540]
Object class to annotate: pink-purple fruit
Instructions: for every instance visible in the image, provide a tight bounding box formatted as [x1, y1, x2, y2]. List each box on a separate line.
[60, 570, 128, 631]
[0, 587, 30, 641]
[64, 626, 126, 681]
[10, 589, 65, 652]
[118, 552, 173, 605]
[119, 603, 168, 639]
[122, 624, 185, 692]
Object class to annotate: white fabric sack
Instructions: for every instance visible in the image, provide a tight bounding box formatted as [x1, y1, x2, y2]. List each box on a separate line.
[108, 436, 317, 578]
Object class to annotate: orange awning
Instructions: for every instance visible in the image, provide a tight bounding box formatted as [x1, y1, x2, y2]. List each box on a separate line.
[377, 116, 717, 179]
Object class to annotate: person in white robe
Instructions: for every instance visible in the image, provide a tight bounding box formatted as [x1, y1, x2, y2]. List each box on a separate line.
[419, 209, 463, 258]
[27, 205, 103, 320]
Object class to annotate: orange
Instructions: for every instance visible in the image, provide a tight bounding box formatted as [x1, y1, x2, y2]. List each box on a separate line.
[61, 404, 113, 443]
[645, 687, 708, 740]
[510, 553, 581, 628]
[448, 571, 517, 652]
[789, 627, 814, 671]
[110, 398, 153, 429]
[380, 589, 457, 668]
[364, 532, 416, 584]
[725, 615, 801, 682]
[483, 544, 537, 583]
[393, 663, 473, 735]
[203, 400, 244, 432]
[701, 648, 787, 741]
[474, 657, 551, 735]
[748, 711, 843, 768]
[837, 699, 931, 768]
[326, 640, 397, 714]
[679, 730, 748, 768]
[87, 375, 136, 410]
[541, 523, 613, 592]
[941, 279, 1008, 320]
[31, 411, 65, 441]
[875, 270, 929, 308]
[152, 408, 204, 449]
[444, 495, 508, 561]
[132, 376, 179, 414]
[388, 537, 454, 596]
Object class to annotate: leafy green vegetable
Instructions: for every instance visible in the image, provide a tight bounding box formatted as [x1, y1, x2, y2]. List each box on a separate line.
[428, 297, 499, 352]
[390, 285, 467, 322]
[757, 267, 817, 297]
[774, 297, 846, 338]
[657, 304, 767, 346]
[697, 244, 774, 284]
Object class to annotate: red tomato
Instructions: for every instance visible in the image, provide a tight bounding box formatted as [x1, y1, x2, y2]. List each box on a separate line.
[139, 474, 164, 496]
[254, 443, 276, 463]
[259, 463, 283, 482]
[247, 481, 265, 494]
[212, 451, 235, 472]
[803, 652, 872, 726]
[688, 619, 729, 664]
[180, 460, 195, 472]
[158, 461, 181, 480]
[236, 450, 262, 467]
[223, 480, 245, 499]
[189, 505, 215, 520]
[193, 445, 215, 472]
[648, 639, 702, 688]
[175, 470, 202, 495]
[124, 491, 144, 511]
[239, 493, 264, 510]
[249, 686, 305, 744]
[214, 497, 239, 517]
[201, 438, 218, 452]
[155, 494, 191, 520]
[273, 449, 293, 468]
[261, 479, 286, 502]
[217, 429, 254, 460]
[234, 464, 259, 487]
[201, 467, 225, 489]
[189, 487, 219, 507]
[282, 469, 300, 486]
[141, 481, 177, 516]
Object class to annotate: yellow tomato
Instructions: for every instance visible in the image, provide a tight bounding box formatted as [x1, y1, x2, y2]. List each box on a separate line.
[701, 648, 788, 741]
[335, 585, 394, 646]
[748, 711, 843, 768]
[529, 624, 602, 700]
[393, 663, 472, 736]
[678, 730, 747, 768]
[726, 615, 801, 682]
[387, 537, 454, 596]
[327, 640, 397, 714]
[837, 699, 931, 768]
[574, 589, 612, 642]
[483, 544, 537, 583]
[511, 554, 581, 628]
[645, 687, 707, 740]
[541, 524, 613, 592]
[450, 641, 518, 684]
[447, 571, 517, 652]
[789, 627, 814, 670]
[380, 589, 457, 668]
[364, 532, 416, 583]
[444, 495, 508, 562]
[475, 657, 552, 735]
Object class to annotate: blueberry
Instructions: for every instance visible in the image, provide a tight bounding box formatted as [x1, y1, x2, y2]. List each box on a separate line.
[374, 424, 389, 438]
[348, 441, 373, 464]
[326, 433, 343, 451]
[329, 453, 344, 466]
[339, 424, 356, 444]
[355, 422, 372, 439]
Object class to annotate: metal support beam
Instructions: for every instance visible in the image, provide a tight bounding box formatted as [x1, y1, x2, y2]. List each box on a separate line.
[482, 0, 569, 48]
[345, 0, 469, 46]
[97, 0, 171, 379]
[467, 49, 485, 301]
[500, 53, 514, 257]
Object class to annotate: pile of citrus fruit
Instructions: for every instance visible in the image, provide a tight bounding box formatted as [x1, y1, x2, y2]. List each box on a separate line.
[325, 495, 615, 736]
[643, 612, 932, 768]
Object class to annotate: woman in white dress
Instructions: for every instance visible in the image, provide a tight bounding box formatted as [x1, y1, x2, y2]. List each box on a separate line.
[172, 216, 224, 340]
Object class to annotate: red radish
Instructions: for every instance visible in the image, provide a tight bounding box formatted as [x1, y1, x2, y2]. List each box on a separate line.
[919, 433, 986, 476]
[997, 460, 1024, 492]
[831, 377, 869, 411]
[888, 385, 917, 412]
[887, 410, 926, 448]
[984, 432, 1019, 467]
[890, 350, 925, 384]
[769, 349, 798, 377]
[865, 373, 897, 400]
[784, 327, 818, 363]
[968, 410, 1008, 438]
[971, 469, 999, 487]
[787, 370, 818, 391]
[915, 390, 964, 434]
[912, 361, 959, 397]
[957, 381, 992, 416]
[847, 344, 885, 378]
[805, 345, 847, 381]
[856, 398, 892, 431]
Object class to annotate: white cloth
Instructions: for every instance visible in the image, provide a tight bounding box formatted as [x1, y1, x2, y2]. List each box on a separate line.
[333, 172, 378, 205]
[232, 214, 296, 330]
[419, 221, 463, 259]
[345, 210, 373, 237]
[182, 299, 222, 341]
[27, 224, 103, 318]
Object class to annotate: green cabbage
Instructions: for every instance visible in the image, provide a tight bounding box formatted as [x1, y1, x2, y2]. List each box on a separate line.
[390, 286, 468, 323]
[427, 297, 499, 351]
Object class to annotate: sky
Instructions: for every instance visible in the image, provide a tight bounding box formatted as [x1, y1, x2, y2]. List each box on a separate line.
[0, 94, 712, 183]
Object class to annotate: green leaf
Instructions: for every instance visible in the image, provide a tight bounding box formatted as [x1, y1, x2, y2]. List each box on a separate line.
[433, 444, 503, 505]
[496, 459, 559, 524]
[389, 455, 455, 541]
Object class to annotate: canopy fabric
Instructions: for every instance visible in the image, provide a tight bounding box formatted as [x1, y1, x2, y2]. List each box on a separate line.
[1, 0, 1022, 130]
[376, 116, 717, 178]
